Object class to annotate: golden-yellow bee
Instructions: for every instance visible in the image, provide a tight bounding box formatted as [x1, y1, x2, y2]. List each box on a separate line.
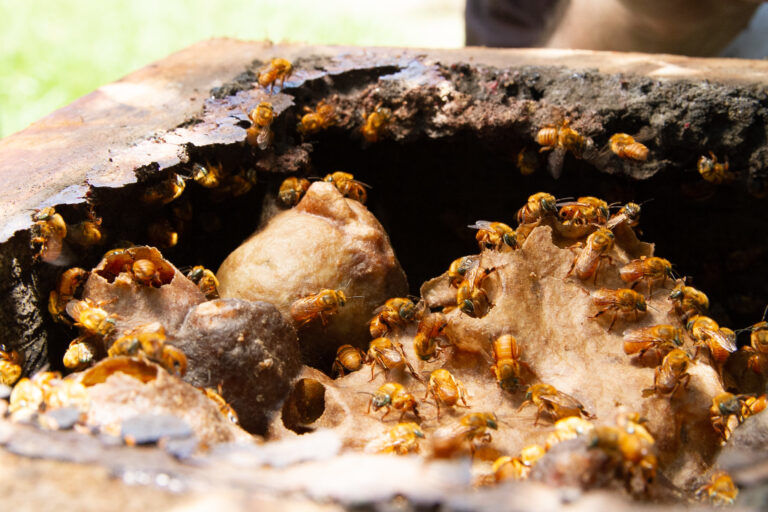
[141, 173, 185, 205]
[131, 258, 162, 287]
[66, 299, 117, 338]
[297, 99, 337, 136]
[67, 217, 104, 247]
[63, 335, 101, 370]
[258, 57, 293, 92]
[366, 337, 420, 382]
[370, 297, 419, 338]
[545, 416, 595, 449]
[668, 283, 709, 321]
[559, 196, 609, 226]
[100, 247, 135, 280]
[192, 162, 224, 189]
[493, 445, 546, 482]
[642, 349, 691, 398]
[186, 265, 219, 300]
[323, 171, 369, 203]
[332, 344, 365, 377]
[606, 202, 642, 230]
[278, 177, 310, 207]
[413, 312, 448, 361]
[623, 325, 683, 362]
[696, 471, 738, 505]
[147, 219, 179, 249]
[246, 102, 275, 150]
[361, 105, 392, 143]
[49, 267, 89, 325]
[686, 315, 737, 365]
[566, 228, 615, 284]
[490, 334, 533, 392]
[447, 255, 478, 288]
[519, 383, 594, 425]
[367, 382, 420, 422]
[108, 323, 187, 377]
[741, 394, 768, 418]
[709, 392, 747, 443]
[468, 220, 517, 251]
[456, 266, 498, 318]
[374, 422, 425, 455]
[536, 120, 586, 156]
[609, 133, 649, 162]
[619, 256, 674, 297]
[290, 289, 347, 328]
[590, 288, 647, 331]
[0, 344, 23, 386]
[424, 368, 469, 419]
[201, 385, 239, 424]
[9, 376, 45, 414]
[590, 425, 658, 491]
[31, 207, 67, 263]
[516, 147, 538, 176]
[516, 192, 557, 225]
[698, 152, 733, 185]
[431, 412, 498, 458]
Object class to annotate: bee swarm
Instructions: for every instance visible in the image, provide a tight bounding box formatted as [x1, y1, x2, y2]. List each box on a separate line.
[2, 41, 768, 510]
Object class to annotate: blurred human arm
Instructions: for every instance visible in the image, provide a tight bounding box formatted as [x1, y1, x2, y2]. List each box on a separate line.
[545, 0, 763, 56]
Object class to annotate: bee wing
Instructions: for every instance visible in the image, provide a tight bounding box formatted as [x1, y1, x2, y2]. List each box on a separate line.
[703, 328, 737, 353]
[622, 328, 659, 344]
[467, 220, 494, 231]
[547, 148, 566, 180]
[605, 214, 626, 230]
[539, 389, 587, 411]
[351, 178, 372, 189]
[64, 300, 85, 321]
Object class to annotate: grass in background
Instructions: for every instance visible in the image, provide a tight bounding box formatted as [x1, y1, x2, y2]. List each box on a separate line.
[0, 0, 463, 138]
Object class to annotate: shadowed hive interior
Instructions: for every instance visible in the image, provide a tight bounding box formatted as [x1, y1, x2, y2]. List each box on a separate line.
[1, 41, 768, 509]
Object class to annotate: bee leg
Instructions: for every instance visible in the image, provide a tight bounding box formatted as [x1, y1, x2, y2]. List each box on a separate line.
[608, 311, 618, 332]
[366, 398, 373, 414]
[381, 407, 391, 422]
[534, 407, 542, 426]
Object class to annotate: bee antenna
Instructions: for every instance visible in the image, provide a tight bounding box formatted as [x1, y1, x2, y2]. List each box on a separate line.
[761, 304, 768, 323]
[347, 295, 366, 300]
[639, 198, 655, 207]
[647, 304, 660, 313]
[355, 391, 375, 397]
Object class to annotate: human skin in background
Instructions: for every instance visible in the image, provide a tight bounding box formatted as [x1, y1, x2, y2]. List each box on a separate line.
[545, 0, 765, 56]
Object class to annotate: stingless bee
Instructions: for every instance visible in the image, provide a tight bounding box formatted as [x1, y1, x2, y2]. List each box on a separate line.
[370, 297, 419, 338]
[0, 344, 23, 386]
[590, 288, 647, 331]
[536, 120, 586, 178]
[606, 202, 642, 230]
[192, 162, 224, 189]
[247, 102, 275, 150]
[447, 255, 478, 289]
[367, 382, 420, 422]
[201, 385, 239, 424]
[108, 323, 187, 377]
[493, 444, 547, 481]
[323, 171, 369, 203]
[278, 177, 310, 207]
[468, 220, 517, 251]
[456, 265, 498, 318]
[641, 349, 691, 398]
[516, 192, 557, 225]
[297, 99, 337, 136]
[67, 217, 104, 247]
[31, 207, 67, 263]
[566, 228, 615, 284]
[740, 308, 768, 374]
[258, 57, 293, 92]
[373, 422, 425, 455]
[519, 383, 594, 425]
[490, 334, 533, 392]
[698, 152, 733, 185]
[686, 315, 737, 365]
[332, 344, 366, 377]
[413, 312, 448, 361]
[63, 335, 102, 370]
[516, 147, 538, 176]
[431, 412, 498, 457]
[668, 282, 709, 321]
[361, 104, 392, 143]
[48, 267, 89, 324]
[424, 368, 469, 419]
[147, 219, 179, 248]
[141, 173, 185, 205]
[619, 256, 674, 297]
[709, 392, 748, 443]
[290, 289, 347, 328]
[622, 325, 683, 363]
[558, 196, 609, 226]
[609, 133, 649, 162]
[186, 265, 219, 300]
[545, 416, 595, 449]
[366, 337, 420, 382]
[696, 471, 738, 505]
[589, 424, 658, 492]
[66, 299, 117, 338]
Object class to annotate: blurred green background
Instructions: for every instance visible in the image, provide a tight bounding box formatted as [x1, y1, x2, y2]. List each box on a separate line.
[0, 0, 463, 139]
